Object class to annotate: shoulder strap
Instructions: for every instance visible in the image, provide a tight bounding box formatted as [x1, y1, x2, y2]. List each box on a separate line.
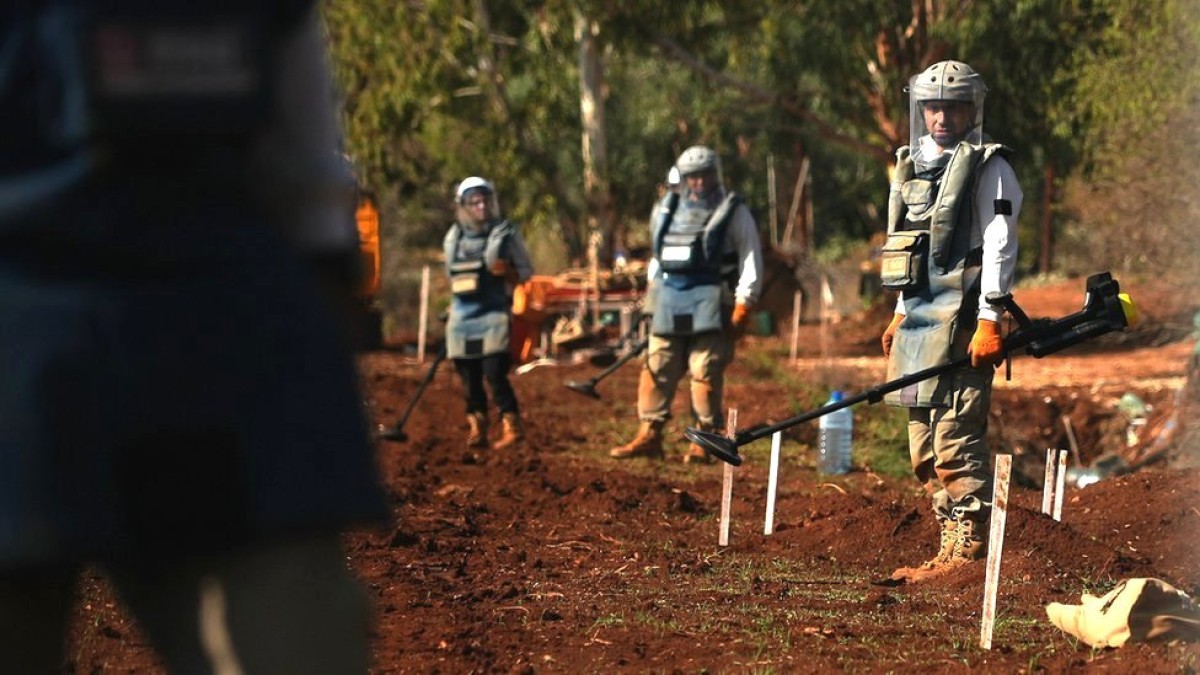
[485, 219, 515, 266]
[651, 191, 681, 257]
[702, 192, 743, 265]
[443, 223, 462, 273]
[888, 147, 914, 235]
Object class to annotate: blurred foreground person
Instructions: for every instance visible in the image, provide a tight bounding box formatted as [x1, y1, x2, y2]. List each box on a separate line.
[610, 145, 763, 464]
[0, 2, 387, 672]
[443, 177, 534, 452]
[880, 60, 1022, 583]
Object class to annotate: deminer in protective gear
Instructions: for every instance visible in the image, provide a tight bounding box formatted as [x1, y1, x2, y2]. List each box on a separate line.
[444, 177, 534, 452]
[880, 60, 1023, 582]
[610, 146, 764, 463]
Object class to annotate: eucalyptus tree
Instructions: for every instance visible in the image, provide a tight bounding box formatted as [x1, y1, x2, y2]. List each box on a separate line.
[324, 0, 1197, 279]
[326, 0, 589, 259]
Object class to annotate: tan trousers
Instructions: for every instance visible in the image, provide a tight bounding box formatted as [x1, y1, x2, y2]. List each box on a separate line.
[0, 535, 371, 674]
[637, 330, 735, 427]
[906, 364, 995, 523]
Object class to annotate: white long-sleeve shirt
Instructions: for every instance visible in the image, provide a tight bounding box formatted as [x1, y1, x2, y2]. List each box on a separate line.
[895, 154, 1022, 321]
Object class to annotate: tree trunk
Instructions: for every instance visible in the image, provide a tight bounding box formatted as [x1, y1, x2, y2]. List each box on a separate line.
[1040, 163, 1056, 274]
[575, 11, 615, 265]
[782, 144, 810, 254]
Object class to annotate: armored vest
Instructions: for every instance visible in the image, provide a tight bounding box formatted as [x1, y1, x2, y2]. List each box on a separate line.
[649, 191, 741, 336]
[882, 141, 1010, 407]
[443, 220, 515, 358]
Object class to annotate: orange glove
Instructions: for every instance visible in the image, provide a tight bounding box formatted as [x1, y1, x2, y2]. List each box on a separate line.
[731, 301, 751, 330]
[881, 313, 904, 357]
[490, 258, 519, 283]
[969, 318, 1004, 367]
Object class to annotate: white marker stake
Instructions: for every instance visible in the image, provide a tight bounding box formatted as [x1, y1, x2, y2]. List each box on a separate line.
[417, 265, 431, 363]
[980, 454, 1012, 650]
[1053, 449, 1068, 522]
[764, 431, 782, 535]
[719, 408, 738, 547]
[1041, 448, 1056, 516]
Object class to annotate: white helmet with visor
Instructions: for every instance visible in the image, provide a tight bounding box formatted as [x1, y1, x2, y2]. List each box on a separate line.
[674, 145, 724, 196]
[455, 176, 499, 226]
[906, 61, 986, 170]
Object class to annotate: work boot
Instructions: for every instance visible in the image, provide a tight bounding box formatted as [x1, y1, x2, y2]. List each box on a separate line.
[465, 412, 489, 449]
[609, 421, 664, 460]
[682, 424, 718, 465]
[492, 412, 524, 450]
[891, 518, 958, 582]
[907, 517, 987, 583]
[950, 518, 987, 561]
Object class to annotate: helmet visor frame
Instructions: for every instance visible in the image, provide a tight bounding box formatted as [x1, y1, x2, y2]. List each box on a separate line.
[906, 67, 986, 169]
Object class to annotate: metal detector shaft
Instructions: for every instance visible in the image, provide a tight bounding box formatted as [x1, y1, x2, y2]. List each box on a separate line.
[380, 348, 447, 441]
[742, 356, 965, 447]
[591, 338, 647, 383]
[685, 271, 1132, 465]
[564, 338, 647, 399]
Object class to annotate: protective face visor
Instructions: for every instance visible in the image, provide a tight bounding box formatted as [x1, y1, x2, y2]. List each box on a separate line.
[674, 146, 724, 199]
[455, 176, 499, 227]
[907, 65, 986, 171]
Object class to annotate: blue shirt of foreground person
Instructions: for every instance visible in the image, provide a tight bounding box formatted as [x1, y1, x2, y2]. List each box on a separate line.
[0, 2, 388, 672]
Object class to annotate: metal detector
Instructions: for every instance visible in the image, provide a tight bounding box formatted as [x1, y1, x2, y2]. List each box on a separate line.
[563, 338, 648, 399]
[378, 347, 447, 443]
[686, 272, 1137, 465]
[563, 313, 650, 399]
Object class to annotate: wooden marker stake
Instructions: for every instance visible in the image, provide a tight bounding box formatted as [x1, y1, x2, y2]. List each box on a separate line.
[764, 431, 782, 535]
[789, 290, 803, 364]
[719, 408, 738, 547]
[980, 454, 1012, 650]
[819, 276, 832, 362]
[417, 265, 431, 363]
[1061, 415, 1082, 467]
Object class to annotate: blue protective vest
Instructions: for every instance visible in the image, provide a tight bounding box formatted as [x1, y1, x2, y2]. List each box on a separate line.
[884, 141, 1010, 407]
[0, 0, 387, 566]
[649, 191, 741, 336]
[442, 219, 516, 358]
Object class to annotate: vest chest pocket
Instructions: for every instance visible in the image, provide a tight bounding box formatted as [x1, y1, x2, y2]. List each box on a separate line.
[659, 232, 702, 272]
[451, 274, 479, 295]
[901, 178, 938, 218]
[449, 260, 484, 295]
[880, 231, 929, 292]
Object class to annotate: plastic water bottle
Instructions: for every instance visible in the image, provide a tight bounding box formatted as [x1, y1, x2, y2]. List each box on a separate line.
[818, 391, 853, 475]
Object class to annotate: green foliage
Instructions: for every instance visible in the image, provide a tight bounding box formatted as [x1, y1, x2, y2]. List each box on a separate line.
[1065, 0, 1199, 175]
[1052, 0, 1200, 275]
[732, 347, 911, 478]
[853, 405, 910, 479]
[323, 0, 1199, 318]
[813, 233, 861, 265]
[324, 0, 587, 259]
